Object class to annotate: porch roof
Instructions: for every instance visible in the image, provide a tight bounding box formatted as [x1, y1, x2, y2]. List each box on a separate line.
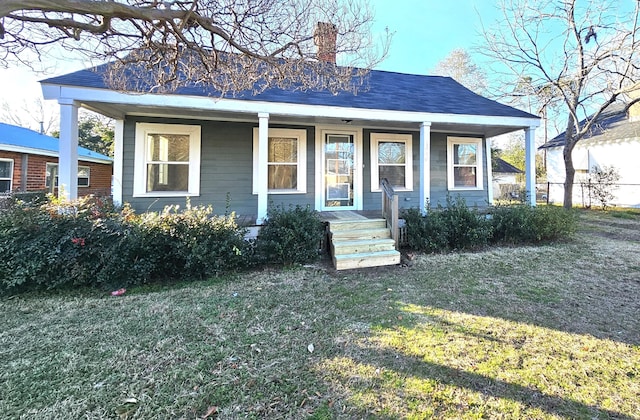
[41, 65, 539, 138]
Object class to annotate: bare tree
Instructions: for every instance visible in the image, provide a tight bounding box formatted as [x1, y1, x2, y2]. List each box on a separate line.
[0, 0, 390, 95]
[431, 48, 487, 95]
[0, 97, 58, 134]
[480, 0, 640, 208]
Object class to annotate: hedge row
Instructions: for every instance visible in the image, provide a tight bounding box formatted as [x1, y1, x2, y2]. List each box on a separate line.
[0, 197, 324, 294]
[403, 196, 577, 253]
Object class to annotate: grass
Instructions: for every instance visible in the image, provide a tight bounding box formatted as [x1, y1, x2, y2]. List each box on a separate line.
[1, 210, 639, 419]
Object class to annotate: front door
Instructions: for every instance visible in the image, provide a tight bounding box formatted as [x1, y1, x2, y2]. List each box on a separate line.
[321, 130, 360, 210]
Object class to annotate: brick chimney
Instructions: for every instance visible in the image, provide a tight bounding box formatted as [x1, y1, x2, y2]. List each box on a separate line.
[314, 22, 337, 64]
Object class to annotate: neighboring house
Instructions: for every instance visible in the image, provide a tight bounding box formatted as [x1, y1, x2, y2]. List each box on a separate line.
[0, 122, 112, 196]
[540, 100, 640, 208]
[492, 158, 523, 200]
[39, 41, 539, 224]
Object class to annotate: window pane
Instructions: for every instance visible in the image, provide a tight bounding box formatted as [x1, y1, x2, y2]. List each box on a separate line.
[0, 161, 11, 178]
[146, 164, 189, 191]
[454, 167, 477, 187]
[77, 167, 90, 178]
[268, 165, 297, 189]
[0, 180, 10, 192]
[46, 164, 57, 188]
[379, 165, 405, 188]
[454, 144, 477, 165]
[268, 137, 297, 163]
[378, 142, 405, 164]
[148, 134, 189, 162]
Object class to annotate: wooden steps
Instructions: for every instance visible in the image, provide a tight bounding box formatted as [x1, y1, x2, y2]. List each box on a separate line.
[328, 218, 401, 270]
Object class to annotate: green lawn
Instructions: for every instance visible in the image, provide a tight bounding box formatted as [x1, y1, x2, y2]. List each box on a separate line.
[1, 210, 639, 419]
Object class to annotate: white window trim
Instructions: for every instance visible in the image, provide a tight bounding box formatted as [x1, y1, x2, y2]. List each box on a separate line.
[45, 162, 91, 188]
[77, 166, 90, 187]
[133, 123, 201, 197]
[447, 136, 484, 191]
[370, 133, 413, 192]
[252, 128, 307, 194]
[0, 158, 13, 192]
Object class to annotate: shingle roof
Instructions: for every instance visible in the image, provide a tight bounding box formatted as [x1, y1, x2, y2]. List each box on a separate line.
[0, 122, 112, 162]
[540, 102, 640, 149]
[41, 64, 537, 119]
[494, 158, 522, 174]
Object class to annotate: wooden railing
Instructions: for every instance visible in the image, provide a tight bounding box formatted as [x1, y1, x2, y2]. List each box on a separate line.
[380, 178, 399, 249]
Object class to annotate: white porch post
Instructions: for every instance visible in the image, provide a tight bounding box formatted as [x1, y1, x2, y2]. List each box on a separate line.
[256, 113, 269, 224]
[58, 99, 79, 200]
[112, 119, 124, 205]
[419, 122, 431, 214]
[525, 126, 537, 206]
[485, 138, 494, 205]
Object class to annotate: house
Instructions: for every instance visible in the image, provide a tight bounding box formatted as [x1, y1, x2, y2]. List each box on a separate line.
[38, 34, 539, 268]
[0, 122, 112, 196]
[492, 158, 523, 200]
[540, 100, 640, 208]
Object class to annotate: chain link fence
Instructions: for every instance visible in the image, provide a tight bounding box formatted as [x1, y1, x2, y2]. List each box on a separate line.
[537, 182, 640, 208]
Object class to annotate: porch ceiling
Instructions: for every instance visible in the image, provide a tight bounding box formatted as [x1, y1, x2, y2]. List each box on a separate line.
[81, 100, 528, 138]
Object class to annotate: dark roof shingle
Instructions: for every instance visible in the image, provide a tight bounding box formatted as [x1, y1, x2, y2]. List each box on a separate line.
[540, 102, 640, 149]
[42, 64, 537, 119]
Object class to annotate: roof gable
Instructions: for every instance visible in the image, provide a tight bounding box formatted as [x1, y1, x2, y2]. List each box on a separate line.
[540, 102, 640, 149]
[0, 122, 112, 162]
[41, 64, 537, 120]
[494, 158, 523, 174]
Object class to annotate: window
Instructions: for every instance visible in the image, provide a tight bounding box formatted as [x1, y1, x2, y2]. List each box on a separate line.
[0, 159, 13, 192]
[134, 123, 201, 197]
[370, 133, 413, 191]
[253, 128, 307, 194]
[45, 163, 90, 188]
[447, 137, 484, 190]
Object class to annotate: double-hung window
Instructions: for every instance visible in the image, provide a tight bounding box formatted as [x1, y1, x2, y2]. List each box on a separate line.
[253, 128, 307, 194]
[134, 123, 201, 197]
[447, 137, 483, 190]
[45, 163, 90, 189]
[370, 133, 413, 191]
[0, 159, 13, 192]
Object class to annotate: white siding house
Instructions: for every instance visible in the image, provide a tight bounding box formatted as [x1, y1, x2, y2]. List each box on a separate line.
[541, 102, 640, 208]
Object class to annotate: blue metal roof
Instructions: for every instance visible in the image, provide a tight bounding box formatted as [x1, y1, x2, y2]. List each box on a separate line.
[42, 64, 537, 119]
[0, 122, 112, 162]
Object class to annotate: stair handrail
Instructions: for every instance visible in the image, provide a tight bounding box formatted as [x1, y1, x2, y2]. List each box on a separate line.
[380, 178, 399, 249]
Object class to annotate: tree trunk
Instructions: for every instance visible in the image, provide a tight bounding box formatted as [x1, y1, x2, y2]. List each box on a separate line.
[563, 145, 575, 209]
[562, 120, 577, 209]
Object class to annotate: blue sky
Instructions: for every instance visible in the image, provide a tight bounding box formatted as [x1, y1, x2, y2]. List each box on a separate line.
[0, 0, 499, 126]
[370, 0, 495, 74]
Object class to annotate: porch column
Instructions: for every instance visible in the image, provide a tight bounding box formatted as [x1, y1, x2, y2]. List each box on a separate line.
[485, 138, 494, 205]
[419, 122, 431, 214]
[112, 119, 124, 205]
[58, 98, 79, 200]
[525, 126, 537, 206]
[256, 113, 269, 224]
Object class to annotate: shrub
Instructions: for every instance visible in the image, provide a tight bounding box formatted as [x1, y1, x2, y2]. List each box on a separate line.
[136, 204, 250, 280]
[489, 204, 576, 243]
[529, 205, 577, 241]
[0, 197, 250, 294]
[402, 196, 492, 252]
[437, 196, 493, 250]
[587, 165, 621, 210]
[402, 207, 449, 253]
[490, 204, 538, 243]
[255, 204, 325, 265]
